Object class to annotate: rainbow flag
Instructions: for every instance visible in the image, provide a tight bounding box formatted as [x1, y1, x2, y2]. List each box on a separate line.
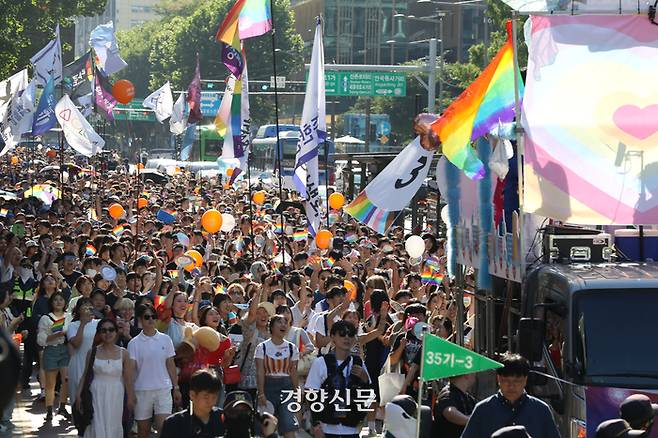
[344, 191, 397, 235]
[112, 225, 125, 236]
[292, 230, 308, 241]
[421, 269, 443, 286]
[431, 22, 522, 180]
[153, 295, 165, 309]
[227, 311, 239, 326]
[323, 257, 335, 269]
[273, 223, 284, 234]
[214, 284, 226, 295]
[215, 0, 272, 44]
[51, 318, 65, 333]
[85, 244, 97, 256]
[270, 261, 281, 275]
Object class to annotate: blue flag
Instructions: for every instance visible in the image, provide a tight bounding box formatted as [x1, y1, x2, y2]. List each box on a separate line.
[32, 75, 58, 136]
[180, 124, 195, 161]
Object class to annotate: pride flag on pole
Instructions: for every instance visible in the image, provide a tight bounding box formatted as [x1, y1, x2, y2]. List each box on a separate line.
[430, 22, 522, 180]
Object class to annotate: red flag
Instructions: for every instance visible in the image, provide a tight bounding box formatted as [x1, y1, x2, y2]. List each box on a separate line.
[186, 54, 203, 124]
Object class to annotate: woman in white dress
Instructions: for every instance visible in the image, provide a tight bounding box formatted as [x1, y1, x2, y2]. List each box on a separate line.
[77, 318, 134, 438]
[67, 298, 99, 434]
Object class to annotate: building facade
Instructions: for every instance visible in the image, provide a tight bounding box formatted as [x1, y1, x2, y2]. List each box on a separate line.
[74, 0, 160, 58]
[292, 0, 488, 64]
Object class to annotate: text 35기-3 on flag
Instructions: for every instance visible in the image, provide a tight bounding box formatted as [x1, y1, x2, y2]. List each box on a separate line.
[293, 17, 326, 236]
[421, 333, 502, 381]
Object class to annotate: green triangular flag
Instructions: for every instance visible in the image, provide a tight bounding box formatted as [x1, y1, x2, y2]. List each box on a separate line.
[421, 333, 503, 381]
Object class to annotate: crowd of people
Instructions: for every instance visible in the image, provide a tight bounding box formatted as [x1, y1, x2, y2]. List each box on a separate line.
[0, 146, 655, 438]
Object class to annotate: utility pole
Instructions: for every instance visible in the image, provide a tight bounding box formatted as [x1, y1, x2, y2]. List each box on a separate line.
[428, 38, 437, 113]
[438, 16, 444, 113]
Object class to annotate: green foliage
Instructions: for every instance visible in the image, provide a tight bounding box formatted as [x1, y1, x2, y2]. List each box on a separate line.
[117, 0, 303, 125]
[0, 0, 106, 79]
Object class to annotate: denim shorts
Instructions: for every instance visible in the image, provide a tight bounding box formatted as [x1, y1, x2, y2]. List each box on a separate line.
[42, 344, 69, 370]
[264, 376, 299, 434]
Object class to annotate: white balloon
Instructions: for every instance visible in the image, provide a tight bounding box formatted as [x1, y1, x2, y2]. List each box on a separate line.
[220, 213, 236, 232]
[440, 205, 450, 225]
[405, 235, 425, 259]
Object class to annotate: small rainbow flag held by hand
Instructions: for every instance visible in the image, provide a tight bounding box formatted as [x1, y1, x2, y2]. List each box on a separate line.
[51, 318, 65, 333]
[421, 269, 443, 286]
[214, 284, 226, 295]
[293, 230, 308, 241]
[323, 257, 335, 269]
[344, 192, 397, 235]
[112, 225, 125, 236]
[344, 232, 358, 244]
[85, 244, 97, 256]
[227, 311, 239, 326]
[431, 22, 522, 180]
[273, 223, 284, 234]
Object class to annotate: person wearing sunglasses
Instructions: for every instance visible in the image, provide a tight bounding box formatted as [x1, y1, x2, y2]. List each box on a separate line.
[305, 320, 372, 438]
[76, 318, 133, 438]
[127, 303, 180, 438]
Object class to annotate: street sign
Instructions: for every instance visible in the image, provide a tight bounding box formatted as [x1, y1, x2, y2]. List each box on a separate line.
[421, 333, 502, 381]
[270, 76, 286, 88]
[201, 92, 222, 117]
[114, 99, 156, 122]
[322, 71, 406, 97]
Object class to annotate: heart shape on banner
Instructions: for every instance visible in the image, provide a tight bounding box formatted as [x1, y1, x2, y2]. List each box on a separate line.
[613, 104, 658, 140]
[59, 109, 71, 122]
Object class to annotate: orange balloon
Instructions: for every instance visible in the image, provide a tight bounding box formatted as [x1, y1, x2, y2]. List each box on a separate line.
[252, 191, 266, 205]
[329, 192, 345, 210]
[201, 209, 223, 233]
[46, 149, 57, 159]
[185, 250, 203, 268]
[10, 156, 19, 165]
[344, 280, 357, 300]
[108, 203, 125, 219]
[315, 229, 333, 250]
[137, 198, 148, 209]
[226, 168, 234, 177]
[112, 79, 135, 104]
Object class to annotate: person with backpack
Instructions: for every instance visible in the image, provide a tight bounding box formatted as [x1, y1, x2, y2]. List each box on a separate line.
[305, 320, 372, 438]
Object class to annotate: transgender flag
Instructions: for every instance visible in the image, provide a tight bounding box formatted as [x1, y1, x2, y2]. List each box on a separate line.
[238, 0, 272, 39]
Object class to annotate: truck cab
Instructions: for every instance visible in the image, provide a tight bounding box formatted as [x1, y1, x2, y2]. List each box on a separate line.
[518, 263, 658, 437]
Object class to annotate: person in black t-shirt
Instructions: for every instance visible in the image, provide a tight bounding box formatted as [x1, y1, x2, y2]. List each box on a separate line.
[433, 373, 476, 438]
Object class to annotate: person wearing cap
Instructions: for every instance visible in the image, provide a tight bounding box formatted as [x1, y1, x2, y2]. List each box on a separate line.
[127, 303, 180, 438]
[461, 353, 559, 438]
[161, 369, 225, 438]
[620, 394, 658, 433]
[596, 419, 646, 438]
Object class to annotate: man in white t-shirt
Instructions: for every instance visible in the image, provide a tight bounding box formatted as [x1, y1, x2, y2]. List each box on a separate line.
[305, 320, 372, 438]
[127, 303, 180, 438]
[310, 286, 347, 355]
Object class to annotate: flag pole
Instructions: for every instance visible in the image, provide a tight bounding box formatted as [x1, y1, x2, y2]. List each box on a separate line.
[415, 334, 426, 438]
[270, 0, 288, 281]
[246, 152, 256, 261]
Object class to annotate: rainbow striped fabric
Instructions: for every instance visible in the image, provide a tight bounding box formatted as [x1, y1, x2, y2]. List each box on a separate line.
[227, 311, 239, 326]
[344, 232, 358, 244]
[112, 225, 125, 236]
[431, 22, 522, 180]
[323, 257, 335, 269]
[292, 230, 308, 241]
[85, 244, 97, 256]
[214, 284, 226, 295]
[216, 0, 272, 44]
[344, 191, 397, 235]
[273, 223, 284, 234]
[51, 318, 65, 333]
[421, 269, 443, 286]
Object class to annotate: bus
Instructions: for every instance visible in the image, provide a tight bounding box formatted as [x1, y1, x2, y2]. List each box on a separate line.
[198, 125, 223, 161]
[251, 131, 335, 189]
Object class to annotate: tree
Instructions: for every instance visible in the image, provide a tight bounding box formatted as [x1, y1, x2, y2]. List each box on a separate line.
[0, 0, 106, 79]
[117, 0, 304, 125]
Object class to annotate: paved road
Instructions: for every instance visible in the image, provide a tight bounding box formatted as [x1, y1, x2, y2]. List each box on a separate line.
[3, 382, 77, 437]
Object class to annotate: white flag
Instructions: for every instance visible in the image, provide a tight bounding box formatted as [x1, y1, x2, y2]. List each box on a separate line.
[0, 78, 36, 155]
[293, 17, 326, 236]
[55, 95, 104, 157]
[0, 69, 29, 156]
[143, 82, 174, 123]
[89, 22, 127, 76]
[238, 61, 251, 171]
[30, 25, 62, 87]
[170, 92, 187, 135]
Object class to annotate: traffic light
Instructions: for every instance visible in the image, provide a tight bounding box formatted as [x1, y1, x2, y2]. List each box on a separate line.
[261, 84, 269, 91]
